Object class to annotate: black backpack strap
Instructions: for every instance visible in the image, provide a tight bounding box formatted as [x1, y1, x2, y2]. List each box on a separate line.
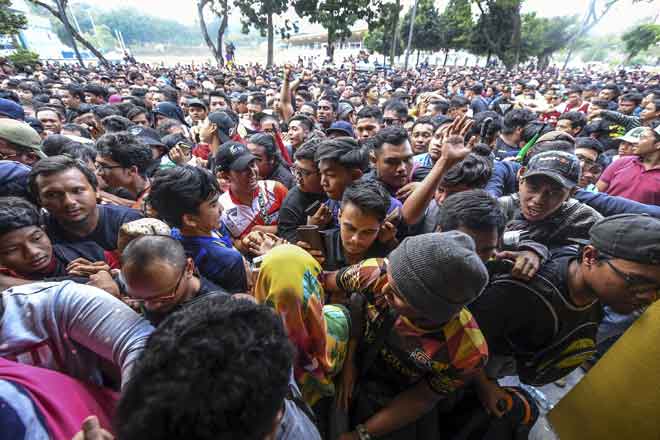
[358, 308, 399, 379]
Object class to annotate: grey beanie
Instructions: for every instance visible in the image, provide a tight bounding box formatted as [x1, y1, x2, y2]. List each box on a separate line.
[389, 231, 489, 323]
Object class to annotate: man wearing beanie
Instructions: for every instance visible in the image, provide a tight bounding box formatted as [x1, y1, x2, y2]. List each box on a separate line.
[325, 231, 489, 439]
[469, 214, 660, 422]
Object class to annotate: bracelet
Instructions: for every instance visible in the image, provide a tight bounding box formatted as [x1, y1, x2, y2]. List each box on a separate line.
[356, 424, 371, 440]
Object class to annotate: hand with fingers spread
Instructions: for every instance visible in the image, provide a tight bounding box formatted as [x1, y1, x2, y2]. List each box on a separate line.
[307, 203, 332, 227]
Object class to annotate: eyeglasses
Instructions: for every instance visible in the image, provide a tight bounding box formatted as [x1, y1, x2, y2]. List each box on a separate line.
[291, 165, 318, 178]
[128, 265, 186, 305]
[602, 258, 660, 294]
[576, 155, 604, 174]
[95, 162, 124, 172]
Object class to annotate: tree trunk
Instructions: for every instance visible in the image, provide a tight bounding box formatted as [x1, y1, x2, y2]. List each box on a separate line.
[403, 0, 417, 70]
[510, 3, 522, 67]
[215, 4, 228, 66]
[55, 0, 83, 66]
[443, 49, 449, 66]
[415, 49, 420, 67]
[197, 0, 220, 65]
[266, 11, 274, 67]
[326, 32, 334, 61]
[389, 0, 400, 66]
[486, 50, 491, 65]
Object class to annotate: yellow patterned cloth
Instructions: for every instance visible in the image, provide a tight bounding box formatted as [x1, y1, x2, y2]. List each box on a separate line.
[255, 245, 349, 405]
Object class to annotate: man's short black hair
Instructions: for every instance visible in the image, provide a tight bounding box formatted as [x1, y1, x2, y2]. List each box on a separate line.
[341, 180, 391, 222]
[411, 116, 437, 132]
[315, 137, 368, 171]
[149, 165, 220, 229]
[558, 111, 587, 131]
[65, 84, 85, 101]
[449, 95, 469, 110]
[294, 137, 323, 162]
[470, 83, 484, 95]
[620, 92, 643, 106]
[441, 149, 493, 190]
[575, 137, 605, 154]
[92, 104, 121, 120]
[502, 109, 536, 134]
[521, 122, 553, 144]
[96, 132, 153, 176]
[602, 83, 621, 98]
[383, 99, 408, 120]
[28, 155, 98, 202]
[318, 95, 338, 112]
[209, 90, 230, 101]
[438, 189, 505, 236]
[116, 297, 293, 440]
[356, 105, 383, 123]
[0, 196, 41, 237]
[589, 99, 610, 109]
[61, 123, 92, 139]
[372, 126, 409, 152]
[288, 114, 314, 132]
[121, 234, 187, 272]
[101, 115, 135, 133]
[83, 84, 108, 100]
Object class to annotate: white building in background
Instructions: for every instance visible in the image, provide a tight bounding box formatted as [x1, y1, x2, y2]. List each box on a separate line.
[8, 0, 94, 61]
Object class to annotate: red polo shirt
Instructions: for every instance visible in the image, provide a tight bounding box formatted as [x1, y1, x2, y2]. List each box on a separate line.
[600, 156, 660, 206]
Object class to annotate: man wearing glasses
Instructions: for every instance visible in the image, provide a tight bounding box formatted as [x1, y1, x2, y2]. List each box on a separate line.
[470, 214, 660, 419]
[0, 118, 46, 166]
[119, 235, 229, 326]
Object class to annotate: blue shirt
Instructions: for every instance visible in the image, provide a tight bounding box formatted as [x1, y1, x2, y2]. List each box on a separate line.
[486, 160, 521, 197]
[413, 152, 433, 168]
[176, 224, 247, 293]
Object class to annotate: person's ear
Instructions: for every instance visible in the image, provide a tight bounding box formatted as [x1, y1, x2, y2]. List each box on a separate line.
[581, 245, 599, 268]
[350, 169, 363, 180]
[369, 149, 377, 165]
[517, 167, 526, 182]
[182, 213, 198, 229]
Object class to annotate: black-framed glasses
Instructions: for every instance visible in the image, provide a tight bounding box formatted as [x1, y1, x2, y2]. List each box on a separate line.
[95, 162, 124, 172]
[291, 165, 318, 178]
[127, 265, 186, 306]
[576, 155, 603, 174]
[601, 257, 660, 294]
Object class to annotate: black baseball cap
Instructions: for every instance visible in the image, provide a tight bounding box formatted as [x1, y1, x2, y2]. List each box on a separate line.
[186, 98, 207, 110]
[128, 126, 164, 147]
[208, 111, 236, 143]
[214, 142, 256, 172]
[586, 214, 660, 265]
[522, 151, 580, 189]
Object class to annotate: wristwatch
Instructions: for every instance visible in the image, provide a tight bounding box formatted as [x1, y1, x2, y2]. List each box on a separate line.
[356, 424, 372, 440]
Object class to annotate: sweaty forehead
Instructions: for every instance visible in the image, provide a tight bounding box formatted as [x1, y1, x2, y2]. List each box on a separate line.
[36, 168, 92, 192]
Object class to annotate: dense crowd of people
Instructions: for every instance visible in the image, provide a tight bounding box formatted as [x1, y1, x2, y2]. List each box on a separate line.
[0, 57, 659, 440]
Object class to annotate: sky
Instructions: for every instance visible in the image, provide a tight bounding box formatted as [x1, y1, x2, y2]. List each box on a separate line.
[75, 0, 659, 36]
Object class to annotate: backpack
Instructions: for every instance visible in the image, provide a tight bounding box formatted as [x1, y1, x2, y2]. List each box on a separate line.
[489, 264, 603, 386]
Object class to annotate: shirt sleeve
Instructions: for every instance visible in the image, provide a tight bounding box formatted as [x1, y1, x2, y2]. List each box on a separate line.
[598, 157, 626, 185]
[54, 282, 154, 388]
[277, 194, 305, 243]
[574, 189, 660, 218]
[335, 258, 388, 295]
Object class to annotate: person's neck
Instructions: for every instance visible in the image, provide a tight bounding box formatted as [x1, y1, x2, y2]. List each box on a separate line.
[567, 259, 598, 307]
[181, 276, 202, 303]
[126, 176, 150, 199]
[231, 185, 255, 205]
[209, 136, 221, 155]
[641, 150, 660, 169]
[59, 206, 100, 238]
[500, 133, 518, 147]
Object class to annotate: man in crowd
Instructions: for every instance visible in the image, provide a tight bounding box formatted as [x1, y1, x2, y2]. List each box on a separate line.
[0, 118, 45, 166]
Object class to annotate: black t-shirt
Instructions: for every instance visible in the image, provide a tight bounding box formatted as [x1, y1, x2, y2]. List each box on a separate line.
[320, 228, 393, 271]
[469, 257, 601, 378]
[144, 277, 229, 326]
[45, 204, 143, 251]
[277, 186, 327, 243]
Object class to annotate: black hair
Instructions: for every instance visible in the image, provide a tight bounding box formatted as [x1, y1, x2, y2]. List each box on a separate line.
[92, 104, 121, 119]
[372, 126, 409, 152]
[318, 95, 338, 112]
[126, 106, 149, 122]
[248, 133, 279, 162]
[149, 166, 220, 229]
[469, 111, 503, 144]
[28, 155, 98, 202]
[470, 83, 484, 94]
[557, 111, 587, 131]
[288, 114, 314, 132]
[502, 109, 536, 134]
[601, 83, 620, 98]
[116, 297, 293, 440]
[437, 189, 506, 236]
[83, 84, 108, 99]
[0, 90, 20, 103]
[42, 134, 75, 156]
[575, 137, 605, 154]
[209, 90, 230, 101]
[383, 99, 409, 120]
[521, 122, 553, 144]
[61, 142, 97, 164]
[95, 132, 153, 176]
[567, 86, 583, 96]
[341, 180, 391, 222]
[101, 115, 135, 133]
[115, 102, 136, 117]
[589, 99, 610, 109]
[315, 137, 368, 171]
[158, 86, 179, 103]
[441, 151, 493, 190]
[294, 137, 324, 162]
[61, 123, 92, 139]
[411, 116, 437, 132]
[620, 92, 643, 106]
[0, 196, 42, 237]
[430, 100, 450, 115]
[448, 95, 469, 110]
[356, 105, 383, 123]
[121, 234, 187, 272]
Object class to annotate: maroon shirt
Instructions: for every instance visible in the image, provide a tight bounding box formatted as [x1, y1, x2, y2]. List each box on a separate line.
[600, 156, 660, 206]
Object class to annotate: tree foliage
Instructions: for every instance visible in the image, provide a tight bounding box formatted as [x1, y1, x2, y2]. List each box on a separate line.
[0, 0, 27, 36]
[364, 1, 403, 62]
[233, 0, 292, 67]
[293, 0, 375, 60]
[471, 0, 523, 68]
[622, 23, 660, 61]
[520, 13, 579, 68]
[8, 48, 39, 70]
[197, 0, 229, 66]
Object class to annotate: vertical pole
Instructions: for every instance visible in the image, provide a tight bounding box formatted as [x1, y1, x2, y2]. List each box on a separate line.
[403, 0, 418, 70]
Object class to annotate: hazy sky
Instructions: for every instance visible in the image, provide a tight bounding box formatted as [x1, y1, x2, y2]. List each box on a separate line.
[77, 0, 659, 36]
